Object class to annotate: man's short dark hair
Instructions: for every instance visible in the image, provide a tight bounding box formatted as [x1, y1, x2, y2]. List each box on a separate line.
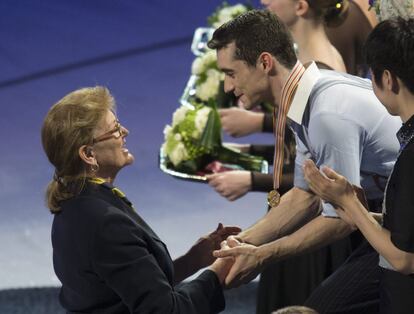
[364, 17, 414, 94]
[208, 9, 297, 69]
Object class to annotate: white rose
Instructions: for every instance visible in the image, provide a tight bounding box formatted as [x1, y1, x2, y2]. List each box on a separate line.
[163, 125, 172, 140]
[196, 69, 222, 101]
[194, 107, 212, 137]
[169, 142, 189, 166]
[207, 68, 224, 81]
[172, 106, 189, 126]
[191, 57, 203, 75]
[229, 4, 247, 16]
[196, 76, 219, 101]
[203, 50, 217, 67]
[213, 4, 247, 28]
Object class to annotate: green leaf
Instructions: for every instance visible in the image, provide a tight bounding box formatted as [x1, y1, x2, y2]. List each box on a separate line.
[199, 103, 222, 150]
[215, 146, 264, 172]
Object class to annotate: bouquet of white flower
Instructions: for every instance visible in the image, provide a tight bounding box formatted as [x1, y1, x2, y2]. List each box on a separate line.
[161, 102, 265, 177]
[208, 2, 251, 28]
[190, 50, 224, 103]
[181, 2, 252, 108]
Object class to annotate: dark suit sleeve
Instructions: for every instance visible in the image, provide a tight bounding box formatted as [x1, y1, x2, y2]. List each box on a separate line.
[262, 112, 273, 133]
[251, 172, 273, 192]
[250, 144, 274, 163]
[91, 209, 225, 314]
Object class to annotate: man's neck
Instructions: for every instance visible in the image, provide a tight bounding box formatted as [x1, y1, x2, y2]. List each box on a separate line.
[271, 65, 297, 108]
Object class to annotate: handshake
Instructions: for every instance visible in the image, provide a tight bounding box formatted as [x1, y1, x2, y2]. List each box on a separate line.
[194, 224, 267, 288]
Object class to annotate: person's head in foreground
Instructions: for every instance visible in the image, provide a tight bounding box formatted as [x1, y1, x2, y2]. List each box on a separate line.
[364, 17, 414, 120]
[208, 9, 297, 110]
[42, 86, 133, 213]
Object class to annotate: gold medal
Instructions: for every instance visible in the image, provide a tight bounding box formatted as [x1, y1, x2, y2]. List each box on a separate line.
[267, 189, 280, 207]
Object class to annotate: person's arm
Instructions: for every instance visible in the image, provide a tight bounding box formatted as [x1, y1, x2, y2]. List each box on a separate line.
[92, 210, 227, 313]
[214, 214, 353, 287]
[303, 159, 414, 274]
[300, 110, 364, 217]
[219, 108, 264, 137]
[262, 112, 273, 133]
[239, 187, 321, 246]
[250, 144, 275, 163]
[207, 171, 252, 201]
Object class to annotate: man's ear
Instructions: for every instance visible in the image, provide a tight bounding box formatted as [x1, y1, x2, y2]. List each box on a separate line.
[78, 145, 95, 166]
[258, 52, 274, 74]
[383, 70, 400, 94]
[296, 0, 310, 17]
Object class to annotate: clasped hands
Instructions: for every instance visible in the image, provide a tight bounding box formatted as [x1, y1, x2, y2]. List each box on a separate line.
[212, 235, 266, 288]
[185, 223, 263, 288]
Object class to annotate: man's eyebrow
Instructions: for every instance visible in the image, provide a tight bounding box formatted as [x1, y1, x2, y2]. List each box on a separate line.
[220, 67, 234, 73]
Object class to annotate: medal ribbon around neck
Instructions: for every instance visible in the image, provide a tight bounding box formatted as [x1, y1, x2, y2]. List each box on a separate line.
[268, 61, 305, 207]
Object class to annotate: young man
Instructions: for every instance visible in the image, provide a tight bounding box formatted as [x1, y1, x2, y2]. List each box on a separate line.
[303, 18, 414, 314]
[208, 10, 401, 313]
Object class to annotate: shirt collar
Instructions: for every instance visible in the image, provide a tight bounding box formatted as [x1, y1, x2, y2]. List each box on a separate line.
[397, 114, 414, 151]
[286, 62, 321, 124]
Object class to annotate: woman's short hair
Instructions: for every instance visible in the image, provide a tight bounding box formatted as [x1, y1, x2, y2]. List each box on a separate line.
[41, 86, 114, 213]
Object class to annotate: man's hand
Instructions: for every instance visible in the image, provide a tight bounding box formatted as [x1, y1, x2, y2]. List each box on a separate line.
[219, 108, 264, 137]
[209, 240, 235, 285]
[213, 236, 267, 288]
[207, 171, 252, 201]
[187, 223, 241, 270]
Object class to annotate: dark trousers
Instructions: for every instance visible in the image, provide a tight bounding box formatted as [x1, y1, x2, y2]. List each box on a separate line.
[380, 267, 414, 314]
[305, 240, 380, 314]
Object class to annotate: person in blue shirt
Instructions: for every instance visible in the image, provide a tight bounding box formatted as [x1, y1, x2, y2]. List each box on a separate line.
[208, 9, 400, 313]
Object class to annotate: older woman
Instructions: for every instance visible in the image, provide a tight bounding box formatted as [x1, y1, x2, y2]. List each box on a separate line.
[41, 86, 239, 313]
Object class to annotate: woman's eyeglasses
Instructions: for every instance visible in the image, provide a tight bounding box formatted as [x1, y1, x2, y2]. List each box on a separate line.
[92, 121, 125, 144]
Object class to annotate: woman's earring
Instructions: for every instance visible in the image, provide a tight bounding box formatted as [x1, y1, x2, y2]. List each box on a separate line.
[91, 163, 100, 173]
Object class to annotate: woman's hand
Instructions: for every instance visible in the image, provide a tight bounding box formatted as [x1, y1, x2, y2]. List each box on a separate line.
[173, 224, 241, 284]
[187, 223, 241, 270]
